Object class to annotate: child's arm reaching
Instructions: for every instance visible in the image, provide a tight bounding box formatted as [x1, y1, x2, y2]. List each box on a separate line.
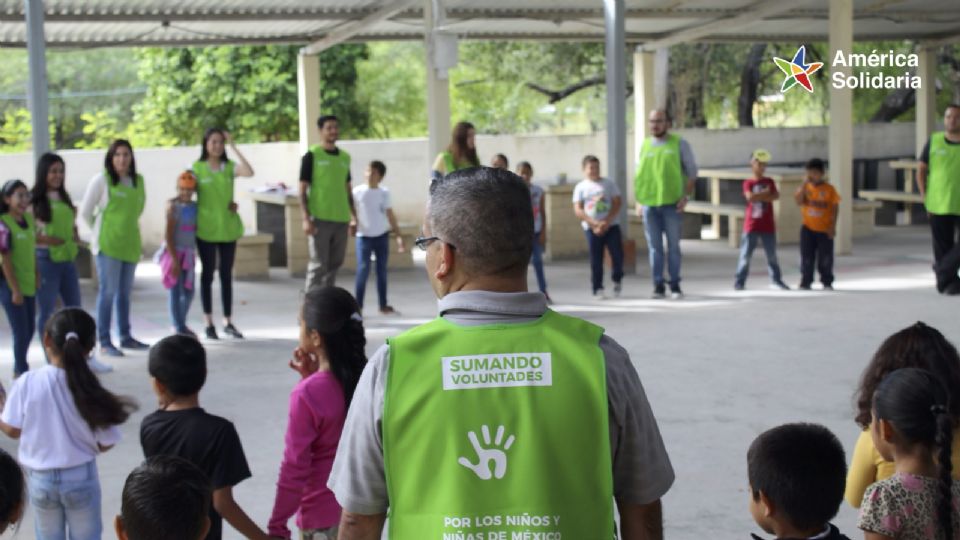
[214, 486, 270, 540]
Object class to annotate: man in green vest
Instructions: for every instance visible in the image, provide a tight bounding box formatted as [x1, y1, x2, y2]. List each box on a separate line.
[299, 114, 357, 290]
[634, 109, 698, 300]
[918, 104, 960, 294]
[328, 168, 674, 540]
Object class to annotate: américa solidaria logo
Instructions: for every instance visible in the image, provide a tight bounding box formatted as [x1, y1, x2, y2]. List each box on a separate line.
[774, 45, 922, 93]
[773, 46, 823, 93]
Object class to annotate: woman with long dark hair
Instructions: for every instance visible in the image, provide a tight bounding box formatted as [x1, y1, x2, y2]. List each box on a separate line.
[431, 121, 479, 180]
[192, 128, 254, 340]
[29, 153, 111, 372]
[80, 139, 148, 358]
[0, 179, 37, 377]
[268, 286, 367, 539]
[0, 307, 137, 540]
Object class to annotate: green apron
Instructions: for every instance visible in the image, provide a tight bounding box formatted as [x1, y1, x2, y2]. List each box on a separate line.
[925, 132, 960, 215]
[1, 213, 36, 296]
[193, 160, 244, 242]
[45, 199, 79, 262]
[441, 151, 474, 174]
[307, 145, 352, 223]
[634, 134, 685, 207]
[384, 309, 615, 539]
[97, 172, 145, 263]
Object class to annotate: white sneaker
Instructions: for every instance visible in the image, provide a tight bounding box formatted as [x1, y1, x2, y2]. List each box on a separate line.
[593, 289, 607, 300]
[613, 282, 622, 298]
[88, 356, 114, 374]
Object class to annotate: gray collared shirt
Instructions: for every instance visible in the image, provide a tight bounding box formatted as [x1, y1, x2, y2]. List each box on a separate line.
[328, 290, 675, 514]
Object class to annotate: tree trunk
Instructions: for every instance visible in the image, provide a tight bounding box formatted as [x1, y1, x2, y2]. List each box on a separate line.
[869, 86, 916, 122]
[737, 43, 767, 127]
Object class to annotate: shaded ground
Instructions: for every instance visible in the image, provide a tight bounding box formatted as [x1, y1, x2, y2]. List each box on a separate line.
[0, 226, 952, 539]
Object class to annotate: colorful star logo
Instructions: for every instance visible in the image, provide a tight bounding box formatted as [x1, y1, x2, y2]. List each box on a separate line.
[773, 46, 824, 93]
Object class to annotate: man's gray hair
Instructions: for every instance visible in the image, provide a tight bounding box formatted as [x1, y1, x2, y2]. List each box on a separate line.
[429, 167, 533, 278]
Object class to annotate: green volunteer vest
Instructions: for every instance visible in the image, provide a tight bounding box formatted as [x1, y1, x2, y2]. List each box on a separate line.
[307, 146, 352, 223]
[440, 151, 474, 174]
[193, 160, 244, 242]
[635, 133, 685, 207]
[97, 172, 145, 263]
[925, 132, 960, 215]
[1, 213, 36, 296]
[384, 310, 615, 540]
[45, 199, 79, 263]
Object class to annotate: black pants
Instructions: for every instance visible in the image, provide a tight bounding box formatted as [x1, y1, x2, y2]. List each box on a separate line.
[800, 226, 834, 287]
[196, 239, 237, 317]
[930, 214, 960, 292]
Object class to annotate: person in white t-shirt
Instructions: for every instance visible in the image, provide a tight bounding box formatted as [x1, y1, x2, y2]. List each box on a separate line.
[573, 155, 624, 299]
[0, 307, 136, 540]
[352, 161, 405, 314]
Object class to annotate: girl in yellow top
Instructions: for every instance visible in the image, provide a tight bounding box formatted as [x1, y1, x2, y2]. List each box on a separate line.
[846, 321, 960, 507]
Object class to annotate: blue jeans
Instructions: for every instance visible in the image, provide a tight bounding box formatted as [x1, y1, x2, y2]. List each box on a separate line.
[530, 233, 548, 293]
[168, 269, 195, 333]
[27, 460, 102, 540]
[642, 204, 682, 287]
[355, 233, 389, 310]
[36, 251, 82, 342]
[585, 225, 624, 293]
[95, 253, 136, 345]
[734, 232, 783, 286]
[0, 280, 35, 376]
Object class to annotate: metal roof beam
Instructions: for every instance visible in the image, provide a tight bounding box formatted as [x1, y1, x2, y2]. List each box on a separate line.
[639, 0, 818, 51]
[300, 0, 420, 55]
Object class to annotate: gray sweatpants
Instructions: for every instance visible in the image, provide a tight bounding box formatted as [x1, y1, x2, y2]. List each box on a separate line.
[306, 219, 348, 290]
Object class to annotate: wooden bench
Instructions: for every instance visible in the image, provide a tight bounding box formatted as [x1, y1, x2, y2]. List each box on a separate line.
[860, 189, 923, 225]
[234, 232, 273, 281]
[853, 199, 882, 238]
[684, 201, 745, 247]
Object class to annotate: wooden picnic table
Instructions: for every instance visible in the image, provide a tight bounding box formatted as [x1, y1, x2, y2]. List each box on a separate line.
[859, 159, 921, 225]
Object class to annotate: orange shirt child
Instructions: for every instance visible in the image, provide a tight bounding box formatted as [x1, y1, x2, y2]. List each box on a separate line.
[799, 180, 841, 234]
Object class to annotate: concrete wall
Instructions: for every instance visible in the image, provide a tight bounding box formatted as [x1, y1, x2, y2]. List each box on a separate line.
[0, 123, 918, 253]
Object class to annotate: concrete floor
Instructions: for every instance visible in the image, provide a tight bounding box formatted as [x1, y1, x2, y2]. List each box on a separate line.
[0, 225, 955, 539]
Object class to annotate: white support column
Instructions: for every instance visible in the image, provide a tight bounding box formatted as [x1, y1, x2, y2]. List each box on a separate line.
[425, 0, 451, 169]
[916, 46, 938, 159]
[297, 53, 321, 155]
[632, 49, 655, 206]
[829, 0, 854, 254]
[25, 0, 49, 159]
[604, 0, 627, 230]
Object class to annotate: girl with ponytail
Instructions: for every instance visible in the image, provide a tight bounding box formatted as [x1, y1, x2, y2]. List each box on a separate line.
[858, 367, 960, 540]
[268, 286, 367, 540]
[0, 307, 137, 540]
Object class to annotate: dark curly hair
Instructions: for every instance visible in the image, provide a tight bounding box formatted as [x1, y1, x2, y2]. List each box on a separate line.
[301, 287, 367, 407]
[854, 322, 960, 428]
[0, 448, 24, 533]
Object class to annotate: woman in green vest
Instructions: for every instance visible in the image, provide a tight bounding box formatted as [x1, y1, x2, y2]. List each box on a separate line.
[430, 121, 479, 181]
[80, 139, 148, 358]
[0, 179, 37, 377]
[193, 128, 254, 340]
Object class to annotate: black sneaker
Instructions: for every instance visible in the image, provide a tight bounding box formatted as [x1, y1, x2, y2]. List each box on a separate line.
[223, 323, 244, 339]
[946, 282, 960, 296]
[669, 284, 684, 300]
[651, 284, 666, 299]
[120, 337, 150, 350]
[734, 282, 745, 291]
[798, 283, 812, 290]
[205, 325, 219, 340]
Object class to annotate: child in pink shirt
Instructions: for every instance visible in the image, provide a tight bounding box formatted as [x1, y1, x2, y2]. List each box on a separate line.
[268, 286, 368, 540]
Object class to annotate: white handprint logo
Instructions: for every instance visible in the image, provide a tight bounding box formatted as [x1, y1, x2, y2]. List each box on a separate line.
[458, 425, 515, 480]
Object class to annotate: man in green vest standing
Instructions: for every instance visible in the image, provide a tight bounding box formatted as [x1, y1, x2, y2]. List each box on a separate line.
[634, 109, 698, 300]
[919, 104, 960, 295]
[299, 114, 357, 290]
[328, 167, 674, 540]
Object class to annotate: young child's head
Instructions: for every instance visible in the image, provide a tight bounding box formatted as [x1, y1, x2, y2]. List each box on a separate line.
[0, 448, 25, 535]
[750, 148, 771, 177]
[115, 455, 212, 540]
[747, 423, 846, 537]
[516, 161, 533, 184]
[365, 160, 386, 186]
[44, 307, 137, 429]
[582, 155, 601, 180]
[300, 286, 368, 406]
[805, 158, 826, 183]
[148, 335, 207, 405]
[0, 179, 29, 216]
[491, 153, 509, 170]
[872, 368, 954, 538]
[855, 321, 960, 429]
[177, 170, 197, 203]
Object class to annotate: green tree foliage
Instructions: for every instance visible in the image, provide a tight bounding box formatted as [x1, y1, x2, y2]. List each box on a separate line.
[355, 42, 426, 138]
